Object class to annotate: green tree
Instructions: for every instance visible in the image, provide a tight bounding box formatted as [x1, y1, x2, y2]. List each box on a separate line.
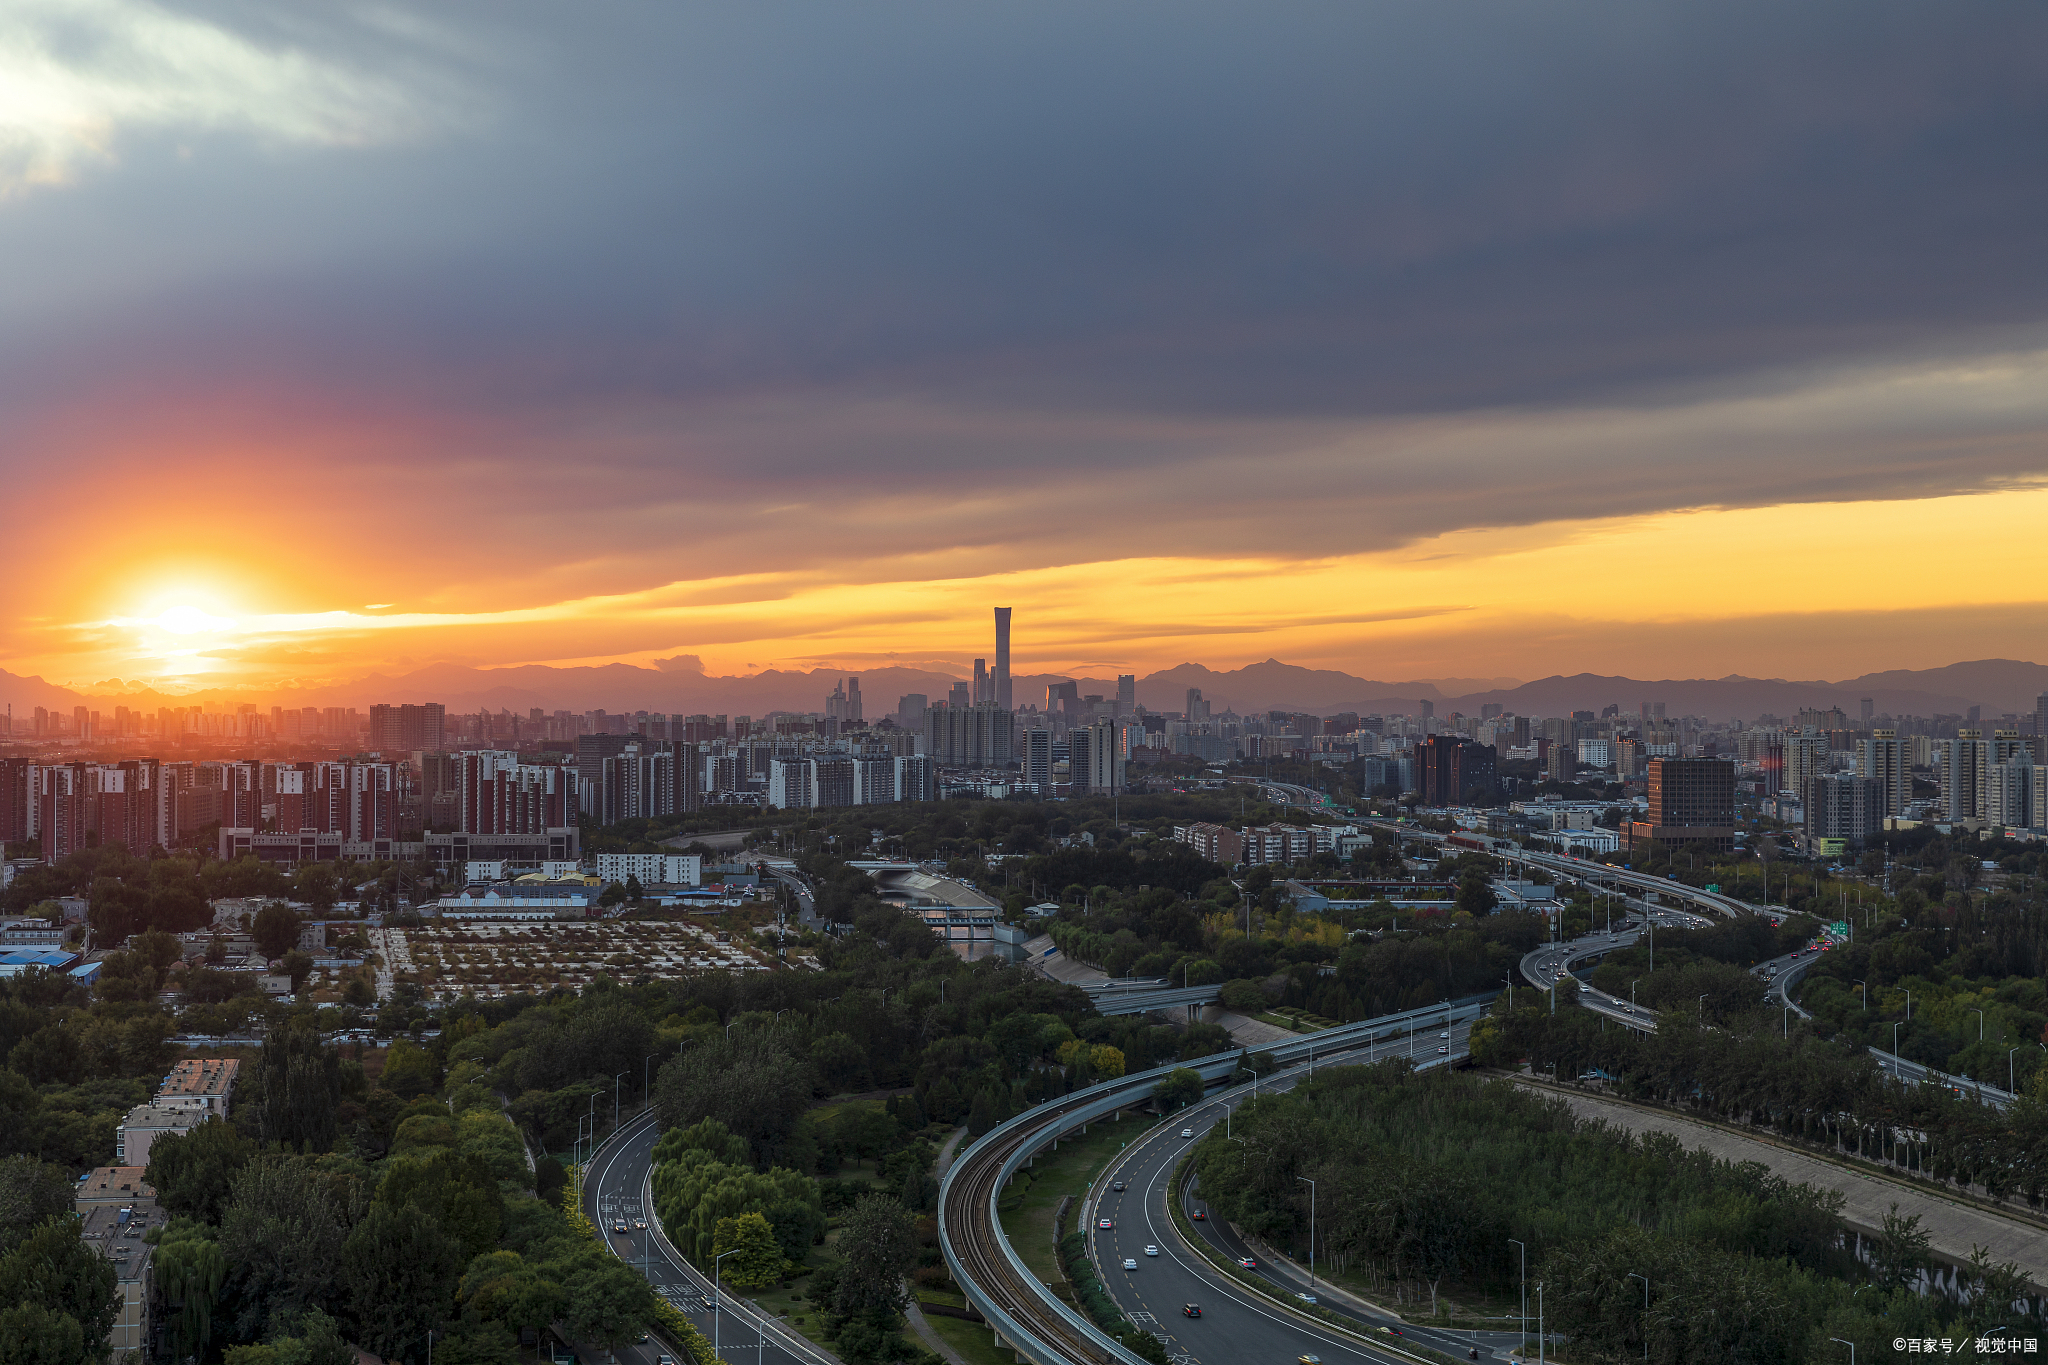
[831, 1195, 916, 1319]
[341, 1202, 464, 1355]
[966, 1090, 995, 1137]
[280, 950, 315, 994]
[0, 1157, 73, 1254]
[712, 1211, 783, 1289]
[145, 1116, 256, 1223]
[218, 1156, 347, 1339]
[251, 902, 302, 961]
[653, 1032, 815, 1167]
[244, 1023, 343, 1151]
[0, 1303, 86, 1365]
[377, 1150, 505, 1262]
[1153, 1068, 1204, 1110]
[0, 1216, 118, 1359]
[154, 1220, 227, 1361]
[380, 1038, 440, 1100]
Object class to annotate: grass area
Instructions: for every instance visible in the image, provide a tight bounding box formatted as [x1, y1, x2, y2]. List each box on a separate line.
[996, 1113, 1152, 1287]
[917, 1307, 1021, 1365]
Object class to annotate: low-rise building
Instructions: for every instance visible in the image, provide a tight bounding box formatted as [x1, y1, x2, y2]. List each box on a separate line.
[594, 853, 703, 886]
[79, 1194, 161, 1359]
[156, 1057, 239, 1114]
[114, 1104, 205, 1167]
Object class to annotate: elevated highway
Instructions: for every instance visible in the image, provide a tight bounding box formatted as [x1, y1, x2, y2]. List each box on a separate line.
[939, 995, 1496, 1365]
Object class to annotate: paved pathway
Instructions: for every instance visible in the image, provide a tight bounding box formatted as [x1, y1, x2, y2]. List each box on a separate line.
[1522, 1082, 2048, 1285]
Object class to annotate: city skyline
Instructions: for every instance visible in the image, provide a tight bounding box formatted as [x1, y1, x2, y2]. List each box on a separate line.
[6, 4, 2048, 692]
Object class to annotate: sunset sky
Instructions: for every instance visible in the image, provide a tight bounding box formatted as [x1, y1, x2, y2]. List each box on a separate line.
[5, 1, 2047, 694]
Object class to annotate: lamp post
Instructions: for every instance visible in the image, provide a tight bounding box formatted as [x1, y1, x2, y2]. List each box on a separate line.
[1508, 1239, 1527, 1357]
[2010, 1046, 2022, 1095]
[1830, 1338, 1856, 1365]
[614, 1071, 627, 1133]
[1626, 1272, 1649, 1362]
[1855, 979, 1866, 1011]
[644, 1053, 658, 1108]
[1971, 1008, 1985, 1042]
[1536, 1281, 1545, 1365]
[714, 1249, 737, 1361]
[1297, 1177, 1317, 1287]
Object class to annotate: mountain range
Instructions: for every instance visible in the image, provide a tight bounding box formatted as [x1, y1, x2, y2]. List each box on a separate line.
[5, 657, 2045, 724]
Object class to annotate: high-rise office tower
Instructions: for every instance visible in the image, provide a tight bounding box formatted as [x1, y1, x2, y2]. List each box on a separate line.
[994, 607, 1012, 711]
[1184, 688, 1209, 724]
[948, 681, 970, 708]
[846, 676, 862, 722]
[1860, 698, 1875, 724]
[2037, 691, 2048, 761]
[973, 658, 990, 705]
[1419, 699, 1434, 720]
[1021, 728, 1054, 792]
[1116, 674, 1135, 716]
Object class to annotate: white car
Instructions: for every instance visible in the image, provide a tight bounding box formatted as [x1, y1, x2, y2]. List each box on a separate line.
[1181, 1127, 1194, 1138]
[1438, 1031, 1449, 1039]
[1296, 1291, 1319, 1305]
[1145, 1245, 1159, 1256]
[1123, 1258, 1138, 1270]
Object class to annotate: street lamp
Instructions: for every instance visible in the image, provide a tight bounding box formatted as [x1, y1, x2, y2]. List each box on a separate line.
[614, 1071, 628, 1133]
[1971, 1008, 1985, 1042]
[1296, 1177, 1317, 1287]
[1508, 1239, 1527, 1357]
[1626, 1273, 1649, 1362]
[2010, 1046, 2022, 1095]
[714, 1249, 737, 1361]
[1855, 979, 1866, 1012]
[1830, 1338, 1855, 1365]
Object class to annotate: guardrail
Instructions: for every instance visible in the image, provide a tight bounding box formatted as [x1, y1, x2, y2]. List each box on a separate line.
[938, 995, 1498, 1365]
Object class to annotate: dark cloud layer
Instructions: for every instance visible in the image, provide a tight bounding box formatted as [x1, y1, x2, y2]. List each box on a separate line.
[3, 0, 2047, 580]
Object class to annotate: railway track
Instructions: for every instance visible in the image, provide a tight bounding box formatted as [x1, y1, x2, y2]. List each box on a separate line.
[943, 1090, 1129, 1365]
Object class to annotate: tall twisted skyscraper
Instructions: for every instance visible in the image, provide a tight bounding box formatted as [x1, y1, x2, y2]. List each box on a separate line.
[994, 607, 1012, 711]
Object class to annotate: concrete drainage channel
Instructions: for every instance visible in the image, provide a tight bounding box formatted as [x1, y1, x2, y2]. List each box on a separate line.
[938, 997, 1497, 1365]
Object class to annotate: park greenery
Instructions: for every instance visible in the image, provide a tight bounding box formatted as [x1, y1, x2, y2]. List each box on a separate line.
[1193, 1060, 2041, 1363]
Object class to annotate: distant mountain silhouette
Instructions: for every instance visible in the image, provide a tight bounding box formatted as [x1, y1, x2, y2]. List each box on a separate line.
[5, 656, 2042, 723]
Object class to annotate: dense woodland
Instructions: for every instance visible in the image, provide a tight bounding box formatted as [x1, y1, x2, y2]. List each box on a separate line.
[1194, 1063, 2041, 1363]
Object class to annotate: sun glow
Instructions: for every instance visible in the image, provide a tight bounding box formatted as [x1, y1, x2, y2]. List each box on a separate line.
[146, 604, 238, 636]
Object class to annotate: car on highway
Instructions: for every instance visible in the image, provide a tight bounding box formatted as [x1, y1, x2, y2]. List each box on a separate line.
[657, 1356, 675, 1365]
[1298, 1355, 1323, 1364]
[1122, 1258, 1138, 1270]
[613, 1220, 627, 1233]
[1191, 1210, 1207, 1221]
[1296, 1291, 1318, 1304]
[1110, 1181, 1125, 1191]
[1182, 1304, 1201, 1318]
[1437, 1044, 1449, 1053]
[1098, 1218, 1113, 1229]
[1237, 1256, 1257, 1269]
[634, 1219, 647, 1230]
[1181, 1127, 1194, 1137]
[1439, 1030, 1449, 1038]
[1145, 1245, 1159, 1256]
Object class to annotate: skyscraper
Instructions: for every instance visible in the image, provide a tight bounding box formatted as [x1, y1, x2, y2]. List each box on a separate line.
[1860, 698, 1875, 724]
[1858, 729, 1910, 818]
[994, 607, 1012, 711]
[973, 658, 989, 705]
[1116, 674, 1135, 716]
[2036, 691, 2048, 762]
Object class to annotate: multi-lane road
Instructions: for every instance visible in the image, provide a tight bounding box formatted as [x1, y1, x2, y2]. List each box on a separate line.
[1081, 1023, 1526, 1365]
[577, 1109, 833, 1365]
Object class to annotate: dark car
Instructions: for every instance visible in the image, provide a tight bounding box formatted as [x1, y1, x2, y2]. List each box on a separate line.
[1182, 1304, 1202, 1318]
[1111, 1181, 1126, 1192]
